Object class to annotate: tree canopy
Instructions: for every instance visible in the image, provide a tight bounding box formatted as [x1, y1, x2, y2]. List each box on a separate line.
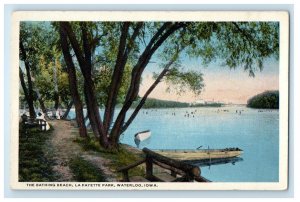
[19, 21, 279, 150]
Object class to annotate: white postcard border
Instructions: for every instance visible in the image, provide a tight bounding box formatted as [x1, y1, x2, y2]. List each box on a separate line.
[10, 11, 289, 190]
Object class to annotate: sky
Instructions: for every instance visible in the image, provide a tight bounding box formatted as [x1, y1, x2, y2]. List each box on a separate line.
[139, 58, 279, 104]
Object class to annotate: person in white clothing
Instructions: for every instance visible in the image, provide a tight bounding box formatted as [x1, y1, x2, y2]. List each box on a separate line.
[36, 111, 50, 131]
[55, 110, 61, 120]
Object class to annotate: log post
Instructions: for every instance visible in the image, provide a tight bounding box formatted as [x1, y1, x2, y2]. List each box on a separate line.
[122, 170, 129, 182]
[145, 155, 153, 179]
[142, 148, 201, 178]
[171, 170, 177, 177]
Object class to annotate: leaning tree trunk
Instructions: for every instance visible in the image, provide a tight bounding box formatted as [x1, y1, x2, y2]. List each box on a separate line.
[19, 67, 30, 112]
[60, 22, 108, 144]
[35, 88, 49, 120]
[61, 100, 73, 120]
[59, 25, 88, 138]
[20, 41, 36, 119]
[82, 79, 106, 141]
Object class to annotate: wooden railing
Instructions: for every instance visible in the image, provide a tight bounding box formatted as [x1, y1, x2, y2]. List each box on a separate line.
[117, 147, 210, 182]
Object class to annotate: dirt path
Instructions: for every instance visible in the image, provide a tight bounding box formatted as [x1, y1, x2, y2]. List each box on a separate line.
[47, 120, 117, 182]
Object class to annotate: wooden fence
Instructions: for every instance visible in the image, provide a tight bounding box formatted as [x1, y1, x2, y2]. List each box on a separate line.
[117, 147, 210, 182]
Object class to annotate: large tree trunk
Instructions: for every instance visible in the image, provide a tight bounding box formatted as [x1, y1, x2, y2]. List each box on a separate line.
[59, 25, 88, 138]
[36, 89, 49, 120]
[20, 41, 36, 119]
[60, 22, 108, 146]
[81, 22, 107, 144]
[103, 22, 134, 133]
[82, 71, 107, 142]
[61, 100, 73, 120]
[38, 98, 48, 118]
[19, 67, 30, 112]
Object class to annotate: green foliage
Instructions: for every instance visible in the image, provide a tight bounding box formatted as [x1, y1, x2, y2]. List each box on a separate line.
[131, 98, 223, 108]
[112, 146, 145, 178]
[247, 90, 279, 109]
[20, 22, 71, 108]
[35, 55, 71, 107]
[172, 22, 277, 72]
[94, 64, 132, 106]
[69, 156, 107, 182]
[164, 68, 204, 95]
[19, 124, 57, 182]
[132, 98, 190, 108]
[213, 22, 279, 76]
[73, 137, 105, 153]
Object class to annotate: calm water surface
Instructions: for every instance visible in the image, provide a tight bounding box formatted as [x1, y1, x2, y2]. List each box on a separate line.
[70, 106, 279, 182]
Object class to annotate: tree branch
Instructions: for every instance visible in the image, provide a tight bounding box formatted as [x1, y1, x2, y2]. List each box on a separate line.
[103, 22, 130, 133]
[60, 22, 88, 76]
[20, 40, 36, 118]
[19, 66, 29, 105]
[121, 45, 184, 133]
[103, 22, 144, 133]
[124, 22, 186, 106]
[80, 22, 92, 74]
[109, 23, 185, 140]
[232, 22, 254, 43]
[59, 23, 88, 137]
[121, 60, 174, 133]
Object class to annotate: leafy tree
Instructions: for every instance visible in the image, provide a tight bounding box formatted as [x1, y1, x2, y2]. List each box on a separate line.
[20, 22, 74, 120]
[19, 22, 37, 119]
[57, 21, 279, 151]
[247, 90, 279, 109]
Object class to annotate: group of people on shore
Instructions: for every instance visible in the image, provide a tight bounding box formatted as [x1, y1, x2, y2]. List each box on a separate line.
[21, 109, 63, 131]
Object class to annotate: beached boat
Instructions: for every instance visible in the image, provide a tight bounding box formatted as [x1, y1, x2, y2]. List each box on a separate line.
[134, 130, 151, 142]
[153, 148, 243, 161]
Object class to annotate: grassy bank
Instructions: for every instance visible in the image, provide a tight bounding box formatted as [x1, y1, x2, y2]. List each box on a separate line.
[69, 156, 107, 182]
[73, 137, 145, 179]
[19, 124, 57, 182]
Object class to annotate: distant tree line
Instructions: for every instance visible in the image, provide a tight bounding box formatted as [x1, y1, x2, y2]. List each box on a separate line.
[132, 98, 189, 108]
[247, 90, 279, 109]
[130, 98, 223, 108]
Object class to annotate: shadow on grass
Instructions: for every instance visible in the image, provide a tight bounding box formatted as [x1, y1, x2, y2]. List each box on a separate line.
[73, 137, 145, 179]
[19, 123, 57, 182]
[69, 156, 107, 182]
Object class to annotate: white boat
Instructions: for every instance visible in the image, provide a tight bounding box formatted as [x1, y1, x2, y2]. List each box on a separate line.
[134, 130, 151, 142]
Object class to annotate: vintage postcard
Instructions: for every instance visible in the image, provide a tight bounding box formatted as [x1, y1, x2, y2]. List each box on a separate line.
[10, 11, 289, 190]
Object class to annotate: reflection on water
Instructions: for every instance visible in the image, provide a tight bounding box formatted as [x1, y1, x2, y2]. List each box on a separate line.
[186, 157, 243, 167]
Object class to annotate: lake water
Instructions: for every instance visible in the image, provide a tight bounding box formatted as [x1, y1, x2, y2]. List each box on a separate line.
[69, 106, 279, 182]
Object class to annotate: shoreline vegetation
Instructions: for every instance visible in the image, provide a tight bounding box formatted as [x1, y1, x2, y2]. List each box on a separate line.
[247, 90, 279, 109]
[130, 98, 224, 109]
